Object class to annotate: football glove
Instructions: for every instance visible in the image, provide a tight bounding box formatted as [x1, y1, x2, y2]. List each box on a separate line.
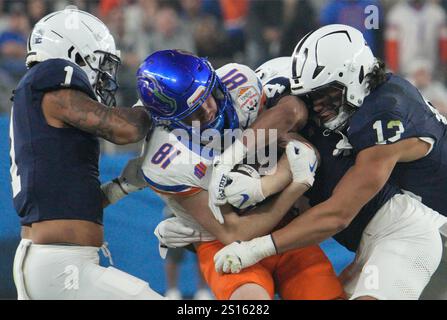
[208, 139, 247, 224]
[224, 172, 265, 210]
[285, 140, 318, 188]
[154, 216, 215, 259]
[214, 235, 277, 274]
[101, 156, 148, 204]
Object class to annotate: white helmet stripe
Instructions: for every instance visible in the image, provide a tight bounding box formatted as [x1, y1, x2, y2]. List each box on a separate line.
[292, 30, 315, 79]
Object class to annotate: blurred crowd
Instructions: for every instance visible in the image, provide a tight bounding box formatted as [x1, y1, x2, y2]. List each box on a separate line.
[1, 0, 447, 116]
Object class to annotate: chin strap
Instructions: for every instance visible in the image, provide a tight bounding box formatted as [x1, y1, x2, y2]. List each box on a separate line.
[332, 130, 353, 157]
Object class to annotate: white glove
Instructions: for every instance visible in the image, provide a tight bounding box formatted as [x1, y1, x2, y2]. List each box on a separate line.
[224, 172, 265, 210]
[208, 139, 247, 224]
[214, 235, 277, 274]
[285, 140, 318, 188]
[154, 217, 215, 259]
[208, 157, 232, 224]
[101, 156, 148, 204]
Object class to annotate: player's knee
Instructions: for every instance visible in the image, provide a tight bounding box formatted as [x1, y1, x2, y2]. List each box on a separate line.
[354, 295, 378, 300]
[229, 283, 272, 300]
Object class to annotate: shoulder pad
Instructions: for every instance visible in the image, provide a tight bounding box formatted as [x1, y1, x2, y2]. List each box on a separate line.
[31, 59, 96, 100]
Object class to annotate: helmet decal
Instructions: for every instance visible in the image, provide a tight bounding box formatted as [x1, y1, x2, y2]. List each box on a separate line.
[187, 86, 207, 108]
[136, 50, 239, 139]
[138, 72, 177, 116]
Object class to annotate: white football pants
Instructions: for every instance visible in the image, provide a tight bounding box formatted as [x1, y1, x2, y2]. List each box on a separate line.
[343, 194, 447, 300]
[13, 240, 165, 300]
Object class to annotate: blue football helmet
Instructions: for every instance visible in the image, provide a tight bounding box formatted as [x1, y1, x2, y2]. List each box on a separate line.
[136, 50, 238, 138]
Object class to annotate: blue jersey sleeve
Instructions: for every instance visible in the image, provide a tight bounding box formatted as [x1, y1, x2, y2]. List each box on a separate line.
[347, 102, 410, 153]
[263, 76, 291, 109]
[348, 74, 447, 153]
[32, 59, 96, 100]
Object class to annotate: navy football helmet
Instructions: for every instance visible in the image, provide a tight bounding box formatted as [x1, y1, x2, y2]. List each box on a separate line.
[136, 50, 238, 138]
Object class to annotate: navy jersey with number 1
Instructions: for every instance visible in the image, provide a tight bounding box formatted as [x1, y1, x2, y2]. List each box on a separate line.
[347, 74, 447, 216]
[10, 58, 103, 226]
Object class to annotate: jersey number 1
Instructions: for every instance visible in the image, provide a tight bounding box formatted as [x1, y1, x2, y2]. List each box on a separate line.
[63, 66, 74, 86]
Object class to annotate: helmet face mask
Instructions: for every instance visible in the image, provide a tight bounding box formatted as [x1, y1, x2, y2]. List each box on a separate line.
[290, 24, 377, 131]
[85, 50, 121, 107]
[304, 82, 354, 131]
[178, 76, 232, 133]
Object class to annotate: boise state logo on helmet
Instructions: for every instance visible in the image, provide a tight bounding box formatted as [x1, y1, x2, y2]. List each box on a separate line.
[136, 50, 239, 137]
[137, 71, 177, 117]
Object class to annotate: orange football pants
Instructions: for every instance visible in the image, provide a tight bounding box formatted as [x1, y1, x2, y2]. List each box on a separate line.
[197, 240, 345, 300]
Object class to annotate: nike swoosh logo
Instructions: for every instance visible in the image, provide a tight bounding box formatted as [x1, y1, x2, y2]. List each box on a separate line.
[309, 160, 317, 172]
[240, 194, 250, 207]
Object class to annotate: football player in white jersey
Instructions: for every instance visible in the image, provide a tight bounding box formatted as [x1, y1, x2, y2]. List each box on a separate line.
[102, 50, 345, 300]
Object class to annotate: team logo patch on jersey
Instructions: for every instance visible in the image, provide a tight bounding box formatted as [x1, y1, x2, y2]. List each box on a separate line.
[237, 86, 260, 112]
[194, 162, 207, 179]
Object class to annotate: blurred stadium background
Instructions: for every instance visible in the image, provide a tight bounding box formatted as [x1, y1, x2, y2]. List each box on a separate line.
[2, 0, 447, 299]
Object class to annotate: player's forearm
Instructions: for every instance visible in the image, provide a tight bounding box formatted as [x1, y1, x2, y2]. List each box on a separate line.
[85, 106, 151, 145]
[219, 182, 308, 244]
[272, 201, 348, 253]
[44, 89, 152, 145]
[244, 96, 308, 149]
[272, 152, 394, 253]
[111, 107, 152, 144]
[260, 154, 293, 197]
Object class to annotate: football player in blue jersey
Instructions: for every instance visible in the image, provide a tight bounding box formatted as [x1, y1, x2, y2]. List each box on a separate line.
[10, 8, 163, 299]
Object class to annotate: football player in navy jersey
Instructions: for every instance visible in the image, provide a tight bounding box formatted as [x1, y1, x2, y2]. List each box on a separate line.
[10, 9, 163, 299]
[206, 53, 447, 299]
[286, 24, 447, 217]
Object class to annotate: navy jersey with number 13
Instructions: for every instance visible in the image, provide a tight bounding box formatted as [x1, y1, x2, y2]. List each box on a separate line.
[347, 74, 447, 216]
[9, 59, 103, 226]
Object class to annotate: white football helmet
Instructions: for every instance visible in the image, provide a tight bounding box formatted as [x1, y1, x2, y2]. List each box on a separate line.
[255, 57, 292, 106]
[290, 24, 376, 131]
[256, 57, 292, 85]
[26, 8, 121, 106]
